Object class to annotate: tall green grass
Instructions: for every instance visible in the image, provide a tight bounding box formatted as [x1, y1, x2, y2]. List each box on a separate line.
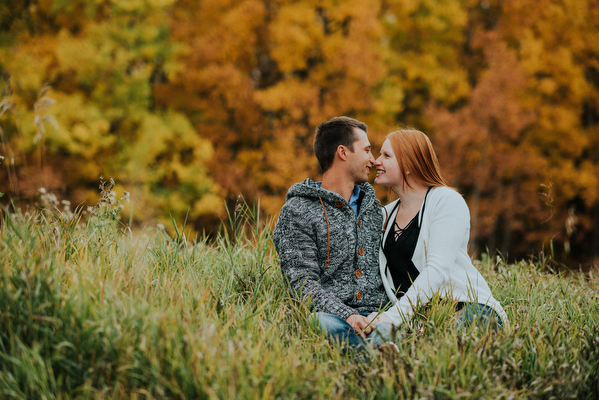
[0, 202, 597, 399]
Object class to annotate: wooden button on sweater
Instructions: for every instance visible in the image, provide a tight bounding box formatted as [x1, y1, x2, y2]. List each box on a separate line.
[356, 291, 363, 300]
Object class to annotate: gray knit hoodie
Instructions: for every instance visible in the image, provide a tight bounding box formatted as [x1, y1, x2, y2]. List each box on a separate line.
[273, 178, 387, 320]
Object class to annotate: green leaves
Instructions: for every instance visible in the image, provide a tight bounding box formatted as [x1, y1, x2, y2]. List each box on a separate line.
[0, 0, 222, 234]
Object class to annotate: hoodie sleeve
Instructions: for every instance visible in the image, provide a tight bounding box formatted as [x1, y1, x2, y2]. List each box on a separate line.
[273, 201, 358, 320]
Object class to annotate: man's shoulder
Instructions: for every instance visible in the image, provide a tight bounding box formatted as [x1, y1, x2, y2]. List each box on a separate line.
[277, 191, 322, 227]
[357, 182, 382, 208]
[280, 195, 318, 214]
[284, 179, 324, 201]
[357, 182, 376, 196]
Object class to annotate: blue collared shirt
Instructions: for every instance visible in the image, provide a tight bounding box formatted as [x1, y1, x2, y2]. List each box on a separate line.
[348, 184, 362, 216]
[317, 183, 362, 217]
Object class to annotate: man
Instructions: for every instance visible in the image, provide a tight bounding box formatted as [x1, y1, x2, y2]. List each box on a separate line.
[273, 116, 390, 348]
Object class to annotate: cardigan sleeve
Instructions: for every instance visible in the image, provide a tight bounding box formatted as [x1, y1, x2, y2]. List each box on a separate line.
[273, 201, 357, 320]
[383, 189, 470, 325]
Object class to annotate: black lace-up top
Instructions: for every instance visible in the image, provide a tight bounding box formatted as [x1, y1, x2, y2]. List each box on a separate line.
[383, 188, 431, 298]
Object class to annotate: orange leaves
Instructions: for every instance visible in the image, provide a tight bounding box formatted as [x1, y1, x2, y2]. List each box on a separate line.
[269, 3, 323, 73]
[165, 0, 390, 220]
[2, 0, 598, 261]
[188, 0, 266, 67]
[425, 0, 599, 262]
[254, 78, 319, 120]
[0, 0, 223, 233]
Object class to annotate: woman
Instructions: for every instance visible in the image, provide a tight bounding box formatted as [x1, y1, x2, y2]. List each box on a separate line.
[367, 129, 508, 330]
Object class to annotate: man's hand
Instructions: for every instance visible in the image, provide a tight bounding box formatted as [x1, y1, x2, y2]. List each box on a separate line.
[346, 314, 373, 337]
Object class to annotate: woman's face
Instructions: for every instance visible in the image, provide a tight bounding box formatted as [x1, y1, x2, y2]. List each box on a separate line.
[374, 139, 402, 187]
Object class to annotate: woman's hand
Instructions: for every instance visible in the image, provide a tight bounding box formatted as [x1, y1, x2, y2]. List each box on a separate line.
[367, 311, 393, 326]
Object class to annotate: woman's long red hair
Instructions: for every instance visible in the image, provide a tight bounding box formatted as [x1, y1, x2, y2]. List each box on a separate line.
[387, 129, 449, 190]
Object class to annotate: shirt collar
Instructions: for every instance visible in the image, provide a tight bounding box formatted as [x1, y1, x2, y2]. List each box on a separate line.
[349, 185, 362, 216]
[316, 182, 362, 217]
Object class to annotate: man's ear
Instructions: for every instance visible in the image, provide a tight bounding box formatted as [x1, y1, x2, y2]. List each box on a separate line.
[336, 145, 348, 161]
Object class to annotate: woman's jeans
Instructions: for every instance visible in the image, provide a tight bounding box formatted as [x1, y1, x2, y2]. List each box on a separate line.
[312, 312, 394, 349]
[454, 303, 503, 331]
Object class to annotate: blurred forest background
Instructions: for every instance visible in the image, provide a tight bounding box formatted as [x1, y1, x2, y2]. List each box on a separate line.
[1, 0, 598, 267]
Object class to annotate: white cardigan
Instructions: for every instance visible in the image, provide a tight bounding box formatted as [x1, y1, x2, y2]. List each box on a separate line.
[379, 186, 508, 326]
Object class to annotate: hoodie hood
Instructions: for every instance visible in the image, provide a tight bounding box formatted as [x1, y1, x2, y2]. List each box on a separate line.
[285, 178, 378, 214]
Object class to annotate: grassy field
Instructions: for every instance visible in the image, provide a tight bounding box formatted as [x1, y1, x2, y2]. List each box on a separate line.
[0, 200, 598, 399]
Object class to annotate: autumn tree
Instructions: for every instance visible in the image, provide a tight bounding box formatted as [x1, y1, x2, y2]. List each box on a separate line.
[2, 0, 598, 263]
[377, 0, 472, 130]
[0, 0, 222, 229]
[428, 0, 599, 264]
[428, 38, 543, 257]
[163, 0, 389, 216]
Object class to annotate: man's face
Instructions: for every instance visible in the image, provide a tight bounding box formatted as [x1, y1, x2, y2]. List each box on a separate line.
[346, 128, 375, 183]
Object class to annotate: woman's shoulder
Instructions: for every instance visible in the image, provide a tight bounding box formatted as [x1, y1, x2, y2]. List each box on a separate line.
[429, 186, 469, 214]
[383, 198, 400, 213]
[430, 186, 464, 201]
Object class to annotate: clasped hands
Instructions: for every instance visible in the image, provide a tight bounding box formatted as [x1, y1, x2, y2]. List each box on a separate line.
[346, 312, 393, 337]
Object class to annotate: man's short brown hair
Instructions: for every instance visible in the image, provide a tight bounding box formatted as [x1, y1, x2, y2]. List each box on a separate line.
[314, 116, 367, 173]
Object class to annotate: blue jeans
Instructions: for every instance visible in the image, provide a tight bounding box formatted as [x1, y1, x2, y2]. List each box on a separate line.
[454, 303, 503, 331]
[312, 312, 395, 349]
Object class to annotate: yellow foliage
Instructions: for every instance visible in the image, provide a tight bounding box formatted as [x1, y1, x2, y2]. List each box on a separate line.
[193, 192, 225, 217]
[116, 0, 176, 13]
[269, 3, 323, 73]
[1, 36, 57, 92]
[192, 0, 265, 67]
[372, 76, 405, 124]
[49, 92, 114, 157]
[3, 0, 598, 261]
[254, 79, 319, 119]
